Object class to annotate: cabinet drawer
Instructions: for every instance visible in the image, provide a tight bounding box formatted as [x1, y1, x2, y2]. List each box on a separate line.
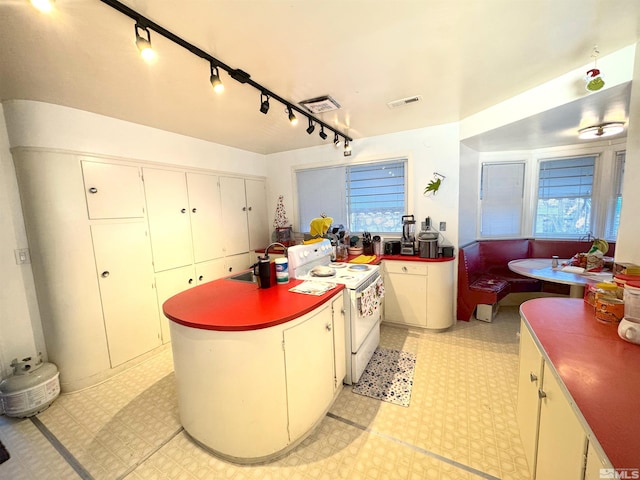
[384, 261, 428, 276]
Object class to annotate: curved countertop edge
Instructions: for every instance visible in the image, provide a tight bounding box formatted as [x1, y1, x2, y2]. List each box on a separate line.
[163, 276, 345, 331]
[520, 298, 640, 469]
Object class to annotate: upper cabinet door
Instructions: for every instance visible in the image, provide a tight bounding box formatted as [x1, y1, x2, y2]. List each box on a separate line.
[81, 161, 145, 219]
[220, 176, 250, 256]
[143, 168, 194, 272]
[245, 179, 269, 251]
[186, 173, 224, 263]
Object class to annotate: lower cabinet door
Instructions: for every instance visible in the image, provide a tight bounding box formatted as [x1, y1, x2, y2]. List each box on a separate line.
[383, 263, 428, 327]
[155, 265, 197, 344]
[92, 223, 161, 367]
[332, 294, 346, 389]
[284, 304, 335, 441]
[535, 364, 588, 480]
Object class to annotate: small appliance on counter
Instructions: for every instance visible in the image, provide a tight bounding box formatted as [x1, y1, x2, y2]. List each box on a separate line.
[401, 215, 416, 255]
[417, 217, 439, 259]
[384, 240, 401, 255]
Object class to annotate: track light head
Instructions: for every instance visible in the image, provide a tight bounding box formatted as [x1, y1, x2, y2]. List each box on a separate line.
[135, 23, 156, 62]
[288, 106, 298, 126]
[31, 0, 55, 13]
[210, 63, 224, 93]
[333, 133, 342, 148]
[306, 118, 315, 135]
[319, 126, 328, 140]
[344, 140, 352, 152]
[260, 93, 270, 114]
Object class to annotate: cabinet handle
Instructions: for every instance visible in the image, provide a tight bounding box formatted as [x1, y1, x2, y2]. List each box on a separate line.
[88, 187, 98, 194]
[242, 206, 247, 212]
[326, 323, 332, 331]
[188, 278, 194, 284]
[529, 372, 538, 382]
[538, 388, 547, 399]
[181, 208, 187, 213]
[101, 271, 110, 278]
[198, 275, 203, 281]
[247, 206, 252, 211]
[228, 267, 233, 272]
[402, 266, 408, 273]
[192, 208, 197, 213]
[341, 308, 345, 315]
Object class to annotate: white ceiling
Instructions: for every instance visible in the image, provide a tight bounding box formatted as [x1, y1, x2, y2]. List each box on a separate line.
[1, 0, 639, 155]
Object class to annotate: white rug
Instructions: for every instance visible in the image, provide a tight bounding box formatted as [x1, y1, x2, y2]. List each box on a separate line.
[352, 347, 416, 407]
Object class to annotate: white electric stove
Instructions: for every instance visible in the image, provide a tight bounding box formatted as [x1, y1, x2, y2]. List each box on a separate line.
[288, 240, 383, 384]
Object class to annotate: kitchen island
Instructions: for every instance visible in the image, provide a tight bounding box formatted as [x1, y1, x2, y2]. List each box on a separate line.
[518, 298, 640, 478]
[163, 274, 345, 464]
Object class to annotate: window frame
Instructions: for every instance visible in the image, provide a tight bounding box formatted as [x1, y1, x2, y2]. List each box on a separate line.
[293, 156, 411, 235]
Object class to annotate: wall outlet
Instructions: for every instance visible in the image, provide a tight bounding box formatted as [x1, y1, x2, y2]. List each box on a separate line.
[439, 222, 446, 231]
[14, 248, 31, 265]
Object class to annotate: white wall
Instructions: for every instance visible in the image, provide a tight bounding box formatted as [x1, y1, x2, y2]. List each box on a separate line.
[616, 42, 640, 264]
[458, 144, 480, 246]
[0, 100, 267, 379]
[265, 123, 461, 248]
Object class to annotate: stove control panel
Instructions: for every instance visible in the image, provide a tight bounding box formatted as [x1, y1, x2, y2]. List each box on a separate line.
[287, 239, 332, 270]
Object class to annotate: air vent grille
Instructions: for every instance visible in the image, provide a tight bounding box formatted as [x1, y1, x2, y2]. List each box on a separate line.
[299, 95, 341, 114]
[387, 95, 423, 109]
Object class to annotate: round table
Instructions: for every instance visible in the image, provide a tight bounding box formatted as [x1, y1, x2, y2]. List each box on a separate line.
[508, 258, 612, 298]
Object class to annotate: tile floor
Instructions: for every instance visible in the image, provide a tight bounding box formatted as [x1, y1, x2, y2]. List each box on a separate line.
[0, 306, 531, 480]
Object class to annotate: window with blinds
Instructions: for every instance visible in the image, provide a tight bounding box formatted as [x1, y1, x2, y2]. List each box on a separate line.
[534, 155, 596, 238]
[605, 150, 625, 240]
[296, 159, 406, 233]
[479, 162, 525, 237]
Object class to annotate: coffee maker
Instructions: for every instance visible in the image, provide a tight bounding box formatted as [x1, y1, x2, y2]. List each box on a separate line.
[401, 215, 416, 255]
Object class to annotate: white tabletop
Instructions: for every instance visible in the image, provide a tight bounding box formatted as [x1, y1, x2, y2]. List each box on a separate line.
[508, 258, 613, 287]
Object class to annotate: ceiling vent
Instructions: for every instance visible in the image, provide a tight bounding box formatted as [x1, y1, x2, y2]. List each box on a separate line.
[299, 95, 341, 114]
[387, 95, 423, 109]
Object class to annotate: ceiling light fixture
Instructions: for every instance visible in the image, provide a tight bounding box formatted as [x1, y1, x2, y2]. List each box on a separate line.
[134, 23, 156, 62]
[288, 107, 298, 126]
[31, 0, 55, 13]
[97, 0, 352, 147]
[210, 63, 224, 93]
[344, 140, 351, 153]
[578, 122, 625, 140]
[260, 93, 270, 114]
[333, 133, 342, 148]
[319, 126, 327, 140]
[306, 118, 315, 135]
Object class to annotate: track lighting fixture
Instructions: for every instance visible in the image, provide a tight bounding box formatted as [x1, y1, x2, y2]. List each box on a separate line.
[344, 140, 351, 152]
[333, 133, 342, 148]
[210, 63, 224, 93]
[31, 0, 55, 13]
[306, 118, 315, 135]
[288, 106, 298, 126]
[134, 23, 156, 61]
[260, 94, 270, 114]
[97, 0, 353, 147]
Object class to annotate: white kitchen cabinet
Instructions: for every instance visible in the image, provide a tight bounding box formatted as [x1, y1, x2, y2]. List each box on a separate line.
[224, 252, 252, 275]
[143, 168, 194, 272]
[195, 258, 226, 284]
[81, 160, 145, 219]
[517, 320, 590, 479]
[383, 261, 428, 327]
[516, 323, 544, 477]
[584, 442, 613, 480]
[186, 172, 224, 263]
[91, 222, 162, 367]
[219, 176, 269, 256]
[284, 302, 336, 441]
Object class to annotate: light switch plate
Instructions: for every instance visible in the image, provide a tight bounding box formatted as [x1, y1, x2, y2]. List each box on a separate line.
[14, 248, 31, 265]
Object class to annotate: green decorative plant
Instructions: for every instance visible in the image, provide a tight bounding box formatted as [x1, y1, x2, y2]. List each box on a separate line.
[424, 173, 445, 196]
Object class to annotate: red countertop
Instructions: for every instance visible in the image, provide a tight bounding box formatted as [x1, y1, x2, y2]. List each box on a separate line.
[520, 298, 640, 469]
[163, 276, 345, 332]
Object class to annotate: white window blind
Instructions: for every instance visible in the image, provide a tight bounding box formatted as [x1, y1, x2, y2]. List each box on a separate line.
[346, 161, 405, 233]
[534, 155, 596, 238]
[480, 162, 525, 237]
[605, 150, 625, 240]
[296, 160, 406, 233]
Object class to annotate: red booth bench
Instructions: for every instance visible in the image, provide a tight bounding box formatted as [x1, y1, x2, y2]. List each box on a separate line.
[457, 238, 616, 321]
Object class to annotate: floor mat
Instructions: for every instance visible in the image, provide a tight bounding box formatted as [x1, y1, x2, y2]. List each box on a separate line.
[352, 347, 416, 407]
[0, 440, 9, 464]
